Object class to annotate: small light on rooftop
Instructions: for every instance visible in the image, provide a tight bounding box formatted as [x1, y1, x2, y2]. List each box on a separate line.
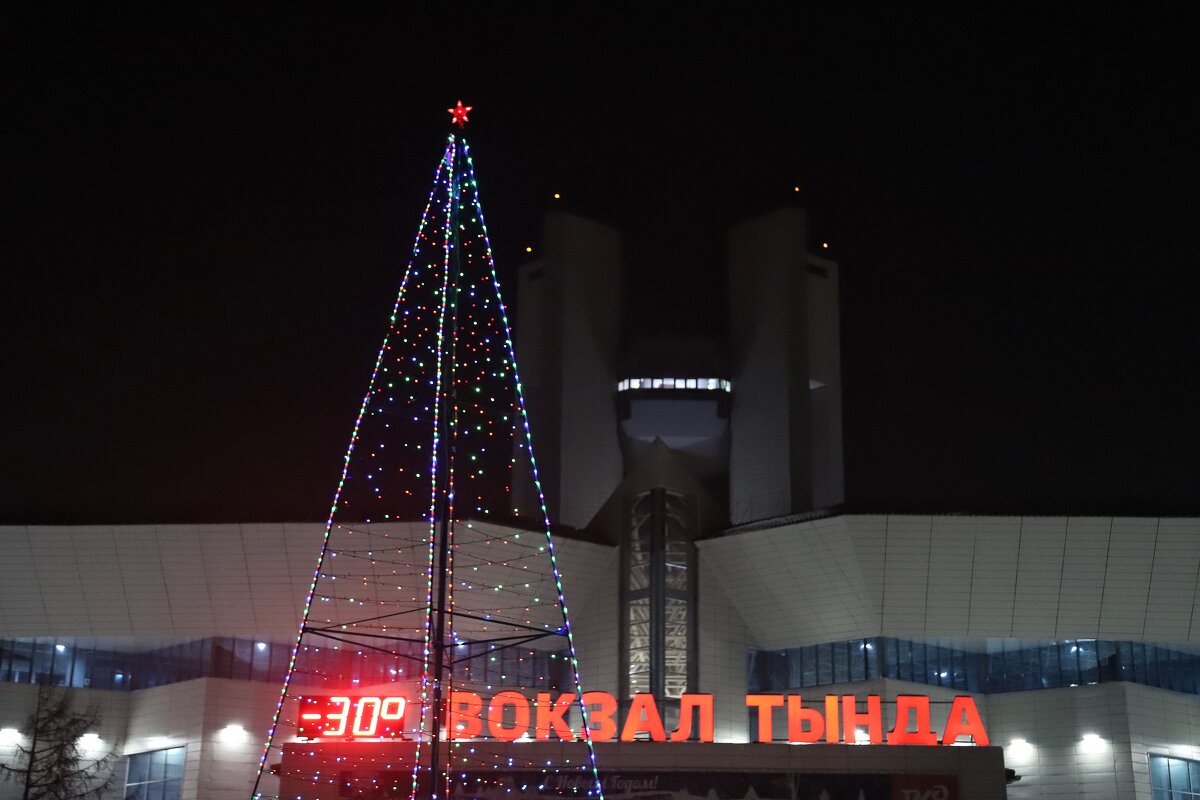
[553, 193, 561, 200]
[821, 242, 829, 249]
[525, 246, 533, 253]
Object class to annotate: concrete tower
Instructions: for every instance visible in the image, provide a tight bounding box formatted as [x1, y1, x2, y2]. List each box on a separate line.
[727, 207, 843, 524]
[512, 212, 625, 531]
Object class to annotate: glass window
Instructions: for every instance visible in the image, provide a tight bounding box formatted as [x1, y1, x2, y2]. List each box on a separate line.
[125, 746, 185, 800]
[833, 642, 849, 684]
[816, 644, 832, 685]
[850, 641, 866, 682]
[1150, 754, 1200, 799]
[1076, 640, 1097, 684]
[1145, 644, 1159, 688]
[1119, 641, 1134, 681]
[896, 640, 912, 682]
[1097, 640, 1119, 682]
[864, 640, 878, 679]
[801, 645, 817, 687]
[1060, 641, 1081, 686]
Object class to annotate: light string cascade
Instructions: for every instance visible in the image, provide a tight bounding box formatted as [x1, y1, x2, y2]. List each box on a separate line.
[462, 138, 605, 799]
[250, 132, 604, 800]
[410, 133, 458, 800]
[251, 138, 454, 800]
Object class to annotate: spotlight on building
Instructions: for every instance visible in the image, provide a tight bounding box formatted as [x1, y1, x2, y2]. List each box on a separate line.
[218, 724, 248, 744]
[1008, 738, 1034, 759]
[1080, 733, 1107, 753]
[0, 728, 21, 745]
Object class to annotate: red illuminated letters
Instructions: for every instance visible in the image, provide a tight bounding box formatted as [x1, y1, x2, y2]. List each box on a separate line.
[581, 691, 618, 742]
[670, 694, 714, 742]
[487, 691, 530, 741]
[786, 695, 824, 743]
[620, 693, 667, 741]
[842, 695, 883, 744]
[888, 695, 938, 746]
[449, 690, 483, 739]
[745, 695, 784, 743]
[940, 696, 988, 746]
[296, 690, 988, 747]
[536, 692, 576, 740]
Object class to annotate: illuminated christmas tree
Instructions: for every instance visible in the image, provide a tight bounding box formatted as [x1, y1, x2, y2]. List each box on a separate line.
[252, 103, 604, 800]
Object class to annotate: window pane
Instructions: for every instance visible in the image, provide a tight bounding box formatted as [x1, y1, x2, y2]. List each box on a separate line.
[1150, 755, 1170, 789]
[627, 598, 650, 696]
[850, 642, 866, 682]
[786, 648, 803, 689]
[816, 644, 831, 685]
[801, 646, 816, 687]
[1168, 758, 1190, 791]
[1019, 647, 1040, 691]
[896, 640, 911, 682]
[1097, 640, 1119, 682]
[833, 642, 848, 683]
[912, 642, 927, 686]
[127, 753, 150, 784]
[149, 749, 167, 782]
[1078, 640, 1099, 685]
[164, 746, 185, 779]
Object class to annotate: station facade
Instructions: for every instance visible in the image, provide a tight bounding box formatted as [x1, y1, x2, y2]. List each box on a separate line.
[2, 210, 1197, 799]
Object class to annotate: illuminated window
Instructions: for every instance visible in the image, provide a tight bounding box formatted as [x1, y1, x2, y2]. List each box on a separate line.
[125, 746, 185, 800]
[1150, 754, 1200, 799]
[622, 488, 696, 709]
[615, 378, 732, 393]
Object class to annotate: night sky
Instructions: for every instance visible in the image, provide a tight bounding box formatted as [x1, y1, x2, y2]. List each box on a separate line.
[3, 7, 1196, 523]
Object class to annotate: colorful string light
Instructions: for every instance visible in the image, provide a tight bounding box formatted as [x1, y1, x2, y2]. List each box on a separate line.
[251, 130, 603, 800]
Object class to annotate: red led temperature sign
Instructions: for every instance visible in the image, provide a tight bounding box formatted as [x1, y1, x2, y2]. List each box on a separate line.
[298, 696, 408, 739]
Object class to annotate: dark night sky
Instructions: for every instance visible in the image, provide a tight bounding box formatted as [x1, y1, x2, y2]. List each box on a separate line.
[3, 6, 1197, 523]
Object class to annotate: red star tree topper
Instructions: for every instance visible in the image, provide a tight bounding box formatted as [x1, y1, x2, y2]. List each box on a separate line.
[447, 99, 472, 128]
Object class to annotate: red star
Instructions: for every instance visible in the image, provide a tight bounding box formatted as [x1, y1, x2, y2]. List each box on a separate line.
[447, 100, 472, 128]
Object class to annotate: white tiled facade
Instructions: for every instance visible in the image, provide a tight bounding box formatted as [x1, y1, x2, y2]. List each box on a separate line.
[2, 516, 1197, 799]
